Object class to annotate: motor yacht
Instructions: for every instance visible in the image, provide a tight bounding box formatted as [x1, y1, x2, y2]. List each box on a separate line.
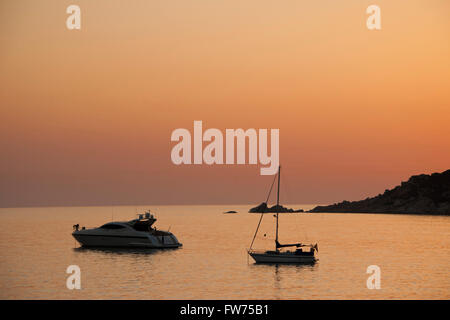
[72, 211, 182, 249]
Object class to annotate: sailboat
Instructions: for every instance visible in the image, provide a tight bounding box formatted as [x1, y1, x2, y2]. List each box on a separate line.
[248, 166, 318, 264]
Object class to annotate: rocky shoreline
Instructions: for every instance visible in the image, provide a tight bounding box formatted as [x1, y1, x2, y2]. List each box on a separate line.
[310, 170, 450, 215]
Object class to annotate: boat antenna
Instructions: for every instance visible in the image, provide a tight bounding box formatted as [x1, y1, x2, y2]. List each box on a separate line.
[275, 165, 281, 251]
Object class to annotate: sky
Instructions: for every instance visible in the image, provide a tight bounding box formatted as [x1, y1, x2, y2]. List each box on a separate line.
[1, 0, 449, 207]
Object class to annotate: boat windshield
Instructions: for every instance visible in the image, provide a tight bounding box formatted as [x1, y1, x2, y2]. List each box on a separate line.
[100, 223, 126, 229]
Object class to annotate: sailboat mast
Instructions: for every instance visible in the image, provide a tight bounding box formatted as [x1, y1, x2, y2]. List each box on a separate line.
[275, 165, 281, 250]
[276, 166, 281, 206]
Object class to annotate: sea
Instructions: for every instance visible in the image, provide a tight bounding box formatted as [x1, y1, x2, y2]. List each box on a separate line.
[0, 205, 448, 299]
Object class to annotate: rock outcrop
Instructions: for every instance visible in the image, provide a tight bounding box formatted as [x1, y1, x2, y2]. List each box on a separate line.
[310, 170, 450, 215]
[249, 202, 304, 213]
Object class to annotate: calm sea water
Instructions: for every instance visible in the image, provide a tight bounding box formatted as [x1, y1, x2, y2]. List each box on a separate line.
[0, 205, 448, 299]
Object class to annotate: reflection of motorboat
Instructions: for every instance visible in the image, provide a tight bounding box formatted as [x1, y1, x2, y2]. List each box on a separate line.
[72, 211, 182, 249]
[248, 166, 318, 264]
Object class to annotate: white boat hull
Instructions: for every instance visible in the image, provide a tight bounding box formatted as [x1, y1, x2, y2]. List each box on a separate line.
[73, 232, 182, 249]
[249, 251, 316, 264]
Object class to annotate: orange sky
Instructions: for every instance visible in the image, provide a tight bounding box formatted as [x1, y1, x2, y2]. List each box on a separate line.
[1, 0, 449, 207]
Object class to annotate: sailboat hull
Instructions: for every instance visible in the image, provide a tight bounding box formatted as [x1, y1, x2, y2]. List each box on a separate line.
[249, 251, 316, 264]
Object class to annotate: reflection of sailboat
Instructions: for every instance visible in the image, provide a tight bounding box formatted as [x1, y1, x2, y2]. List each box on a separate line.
[248, 166, 318, 264]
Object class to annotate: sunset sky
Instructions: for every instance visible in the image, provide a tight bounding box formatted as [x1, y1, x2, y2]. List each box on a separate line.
[1, 0, 449, 207]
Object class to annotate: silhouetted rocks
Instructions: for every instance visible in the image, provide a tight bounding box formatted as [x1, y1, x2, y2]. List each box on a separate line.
[310, 170, 450, 215]
[249, 202, 269, 213]
[249, 202, 304, 213]
[223, 210, 237, 214]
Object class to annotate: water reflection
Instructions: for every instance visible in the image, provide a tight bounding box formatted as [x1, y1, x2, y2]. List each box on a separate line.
[250, 261, 318, 281]
[73, 246, 180, 256]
